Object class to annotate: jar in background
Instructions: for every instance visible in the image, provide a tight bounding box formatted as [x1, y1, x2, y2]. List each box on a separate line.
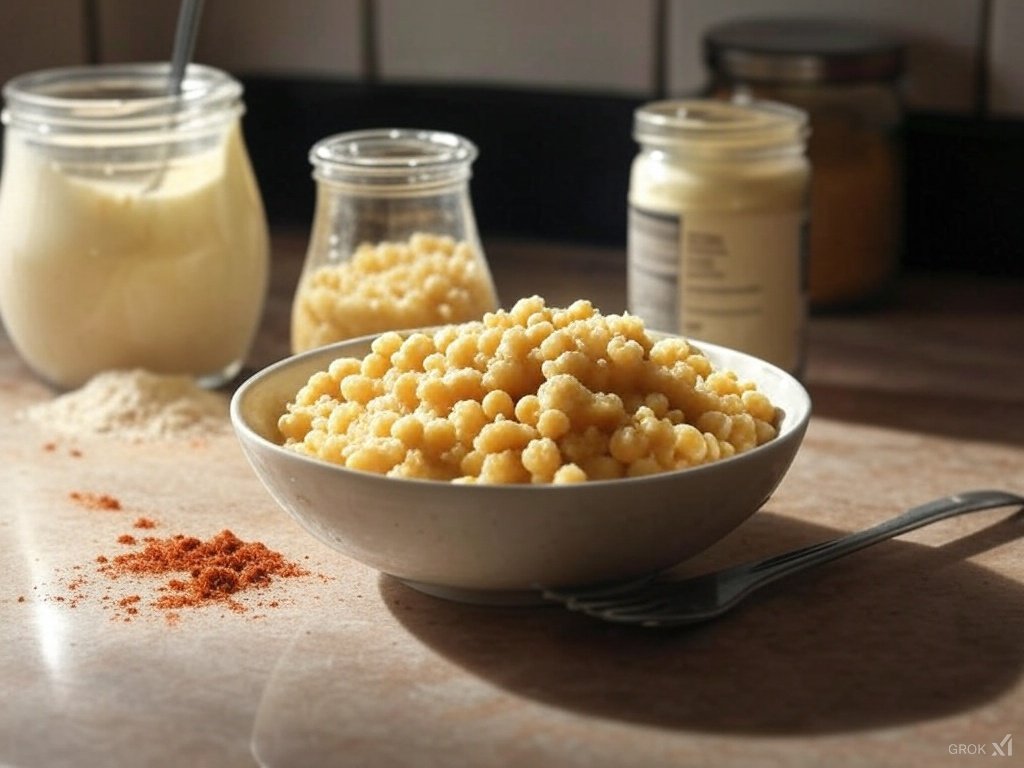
[705, 17, 905, 309]
[291, 129, 499, 353]
[0, 63, 269, 390]
[628, 99, 810, 375]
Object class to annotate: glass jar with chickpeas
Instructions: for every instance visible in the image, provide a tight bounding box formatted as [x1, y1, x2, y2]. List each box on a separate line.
[291, 128, 500, 353]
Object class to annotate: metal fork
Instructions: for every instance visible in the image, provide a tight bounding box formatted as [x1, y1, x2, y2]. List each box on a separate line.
[543, 489, 1024, 628]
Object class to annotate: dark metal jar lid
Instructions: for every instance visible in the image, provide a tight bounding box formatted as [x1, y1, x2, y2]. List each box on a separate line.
[704, 17, 905, 84]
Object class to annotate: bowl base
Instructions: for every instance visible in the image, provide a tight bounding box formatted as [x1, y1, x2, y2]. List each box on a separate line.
[395, 577, 549, 606]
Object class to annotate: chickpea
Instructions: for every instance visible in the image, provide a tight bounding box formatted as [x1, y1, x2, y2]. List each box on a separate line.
[292, 233, 497, 353]
[281, 295, 779, 483]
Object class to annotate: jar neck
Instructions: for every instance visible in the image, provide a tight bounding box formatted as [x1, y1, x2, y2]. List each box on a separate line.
[639, 143, 808, 166]
[2, 63, 243, 148]
[315, 177, 473, 199]
[310, 129, 477, 195]
[635, 98, 808, 163]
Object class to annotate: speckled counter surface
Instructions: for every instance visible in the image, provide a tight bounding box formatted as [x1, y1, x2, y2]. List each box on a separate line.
[2, 233, 1023, 768]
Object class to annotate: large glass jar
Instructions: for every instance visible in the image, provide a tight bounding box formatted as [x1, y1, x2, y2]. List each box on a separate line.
[628, 99, 810, 375]
[291, 129, 499, 353]
[705, 17, 905, 309]
[0, 63, 269, 390]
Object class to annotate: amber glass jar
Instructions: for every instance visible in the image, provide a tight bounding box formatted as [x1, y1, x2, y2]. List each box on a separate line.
[705, 17, 905, 309]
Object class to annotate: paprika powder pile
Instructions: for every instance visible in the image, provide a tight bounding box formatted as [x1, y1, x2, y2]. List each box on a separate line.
[98, 529, 310, 615]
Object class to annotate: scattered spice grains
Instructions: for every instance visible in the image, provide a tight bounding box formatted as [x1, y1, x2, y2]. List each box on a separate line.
[117, 534, 137, 545]
[69, 491, 121, 511]
[65, 575, 88, 608]
[133, 517, 157, 530]
[42, 440, 84, 457]
[118, 595, 141, 616]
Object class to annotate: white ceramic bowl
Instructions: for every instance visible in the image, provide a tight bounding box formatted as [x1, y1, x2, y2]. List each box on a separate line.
[231, 334, 811, 604]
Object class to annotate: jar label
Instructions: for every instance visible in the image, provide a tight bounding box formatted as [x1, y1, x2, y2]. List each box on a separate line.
[679, 211, 806, 373]
[627, 206, 680, 333]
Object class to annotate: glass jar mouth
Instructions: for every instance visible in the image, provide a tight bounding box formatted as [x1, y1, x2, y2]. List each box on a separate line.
[635, 99, 809, 157]
[310, 129, 477, 188]
[2, 62, 243, 144]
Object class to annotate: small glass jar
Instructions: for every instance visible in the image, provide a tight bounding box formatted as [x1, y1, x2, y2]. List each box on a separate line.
[705, 17, 905, 309]
[0, 63, 269, 390]
[291, 128, 499, 353]
[628, 99, 810, 375]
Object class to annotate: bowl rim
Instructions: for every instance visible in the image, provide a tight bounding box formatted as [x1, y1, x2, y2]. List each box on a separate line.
[230, 331, 812, 492]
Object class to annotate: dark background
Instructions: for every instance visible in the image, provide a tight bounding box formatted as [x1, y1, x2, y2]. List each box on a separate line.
[241, 77, 1024, 279]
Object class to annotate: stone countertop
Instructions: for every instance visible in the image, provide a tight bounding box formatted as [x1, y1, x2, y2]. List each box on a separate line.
[2, 232, 1023, 767]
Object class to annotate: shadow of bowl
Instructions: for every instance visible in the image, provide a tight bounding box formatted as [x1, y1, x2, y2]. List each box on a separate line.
[379, 508, 1024, 735]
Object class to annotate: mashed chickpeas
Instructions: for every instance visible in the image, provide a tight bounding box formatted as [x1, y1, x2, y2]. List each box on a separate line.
[291, 233, 498, 352]
[279, 296, 779, 484]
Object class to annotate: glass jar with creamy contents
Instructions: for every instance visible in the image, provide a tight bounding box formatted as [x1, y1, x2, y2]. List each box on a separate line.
[291, 129, 499, 353]
[704, 17, 904, 310]
[628, 99, 810, 375]
[0, 63, 269, 390]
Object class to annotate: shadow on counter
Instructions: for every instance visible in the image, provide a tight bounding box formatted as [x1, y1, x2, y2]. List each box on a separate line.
[802, 274, 1024, 448]
[379, 504, 1024, 736]
[805, 382, 1024, 448]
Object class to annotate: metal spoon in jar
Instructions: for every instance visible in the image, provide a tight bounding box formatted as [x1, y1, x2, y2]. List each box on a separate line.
[144, 0, 205, 193]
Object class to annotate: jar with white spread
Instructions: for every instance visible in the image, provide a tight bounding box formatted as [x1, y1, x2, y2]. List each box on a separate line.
[628, 99, 810, 375]
[0, 63, 269, 390]
[291, 129, 498, 353]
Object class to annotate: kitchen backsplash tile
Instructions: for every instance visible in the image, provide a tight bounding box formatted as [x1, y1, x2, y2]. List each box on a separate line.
[0, 0, 88, 86]
[93, 1, 177, 65]
[0, 0, 1020, 116]
[97, 0, 363, 78]
[376, 0, 657, 95]
[665, 0, 984, 113]
[988, 0, 1024, 118]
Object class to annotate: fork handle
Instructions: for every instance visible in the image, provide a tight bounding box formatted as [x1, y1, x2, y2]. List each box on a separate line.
[738, 489, 1024, 589]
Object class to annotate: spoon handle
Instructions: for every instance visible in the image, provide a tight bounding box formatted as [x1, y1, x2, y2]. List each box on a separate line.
[168, 0, 205, 95]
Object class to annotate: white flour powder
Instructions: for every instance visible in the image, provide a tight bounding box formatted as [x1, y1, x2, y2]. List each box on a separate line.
[23, 369, 231, 440]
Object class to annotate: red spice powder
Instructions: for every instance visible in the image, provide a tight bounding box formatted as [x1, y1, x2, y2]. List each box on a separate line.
[69, 491, 121, 511]
[99, 530, 309, 614]
[118, 595, 141, 616]
[117, 534, 137, 545]
[43, 442, 83, 457]
[133, 517, 157, 529]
